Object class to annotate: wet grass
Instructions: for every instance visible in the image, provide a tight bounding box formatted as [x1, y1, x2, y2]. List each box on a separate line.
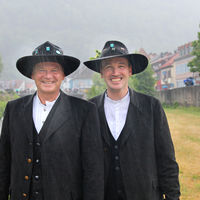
[165, 107, 200, 199]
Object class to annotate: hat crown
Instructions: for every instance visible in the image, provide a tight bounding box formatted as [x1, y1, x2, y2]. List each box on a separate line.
[101, 41, 129, 58]
[32, 41, 63, 56]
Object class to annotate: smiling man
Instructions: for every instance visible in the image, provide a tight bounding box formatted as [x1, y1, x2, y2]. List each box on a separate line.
[0, 41, 104, 200]
[100, 57, 132, 100]
[84, 40, 180, 200]
[31, 62, 65, 103]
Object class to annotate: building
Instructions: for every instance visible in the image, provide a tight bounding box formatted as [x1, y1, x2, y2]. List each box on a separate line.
[174, 42, 200, 88]
[63, 66, 94, 98]
[0, 80, 36, 95]
[151, 52, 174, 91]
[159, 53, 179, 90]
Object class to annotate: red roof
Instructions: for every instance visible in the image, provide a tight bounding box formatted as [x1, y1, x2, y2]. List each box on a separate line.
[160, 53, 179, 69]
[178, 41, 192, 50]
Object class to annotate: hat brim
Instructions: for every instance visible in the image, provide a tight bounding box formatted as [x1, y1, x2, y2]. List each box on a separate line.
[16, 55, 80, 79]
[84, 53, 148, 74]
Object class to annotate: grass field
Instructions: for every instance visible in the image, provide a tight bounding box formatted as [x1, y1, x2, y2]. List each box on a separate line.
[165, 107, 200, 200]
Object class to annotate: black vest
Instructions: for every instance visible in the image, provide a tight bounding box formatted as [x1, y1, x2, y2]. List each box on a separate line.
[105, 128, 127, 200]
[29, 96, 60, 200]
[29, 125, 44, 200]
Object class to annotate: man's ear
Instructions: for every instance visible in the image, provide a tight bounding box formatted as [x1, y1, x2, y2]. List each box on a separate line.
[129, 66, 132, 76]
[100, 67, 104, 78]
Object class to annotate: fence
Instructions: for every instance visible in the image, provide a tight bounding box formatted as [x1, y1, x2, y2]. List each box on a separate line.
[156, 85, 200, 107]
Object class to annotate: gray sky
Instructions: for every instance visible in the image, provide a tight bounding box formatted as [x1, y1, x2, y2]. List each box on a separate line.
[0, 0, 200, 79]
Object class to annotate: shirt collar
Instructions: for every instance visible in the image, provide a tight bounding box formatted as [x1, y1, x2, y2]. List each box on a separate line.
[105, 90, 130, 104]
[35, 92, 60, 107]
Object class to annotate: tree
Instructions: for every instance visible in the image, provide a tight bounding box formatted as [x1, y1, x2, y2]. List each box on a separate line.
[86, 73, 106, 99]
[188, 29, 200, 72]
[128, 64, 156, 96]
[90, 50, 101, 60]
[86, 50, 106, 99]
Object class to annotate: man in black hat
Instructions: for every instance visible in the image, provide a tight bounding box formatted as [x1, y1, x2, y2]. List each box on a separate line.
[84, 41, 180, 200]
[0, 41, 104, 200]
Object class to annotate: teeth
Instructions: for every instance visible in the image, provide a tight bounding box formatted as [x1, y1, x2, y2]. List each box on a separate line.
[42, 82, 53, 84]
[112, 78, 121, 82]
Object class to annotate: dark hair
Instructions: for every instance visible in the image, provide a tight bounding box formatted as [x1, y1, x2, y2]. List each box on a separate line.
[100, 57, 132, 72]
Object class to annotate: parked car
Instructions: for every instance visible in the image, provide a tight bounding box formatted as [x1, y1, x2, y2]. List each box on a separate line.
[184, 77, 194, 86]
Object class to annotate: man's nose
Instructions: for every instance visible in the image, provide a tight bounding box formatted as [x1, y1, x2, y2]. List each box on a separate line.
[44, 70, 53, 78]
[112, 67, 120, 75]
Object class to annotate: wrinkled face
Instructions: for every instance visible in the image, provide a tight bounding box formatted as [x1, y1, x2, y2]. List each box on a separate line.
[31, 62, 65, 97]
[101, 57, 132, 94]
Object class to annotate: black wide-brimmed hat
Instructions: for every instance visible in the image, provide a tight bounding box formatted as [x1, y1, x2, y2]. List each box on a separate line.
[84, 40, 148, 74]
[16, 41, 80, 78]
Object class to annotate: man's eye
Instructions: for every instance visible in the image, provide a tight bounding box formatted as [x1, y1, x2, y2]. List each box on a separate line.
[105, 66, 112, 70]
[52, 69, 58, 72]
[39, 69, 45, 72]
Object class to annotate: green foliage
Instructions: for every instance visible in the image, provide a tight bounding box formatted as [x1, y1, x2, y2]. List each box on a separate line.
[162, 102, 180, 109]
[188, 30, 200, 72]
[0, 91, 19, 101]
[164, 104, 200, 116]
[0, 92, 19, 118]
[0, 101, 7, 119]
[90, 50, 101, 60]
[86, 73, 106, 99]
[87, 49, 106, 99]
[128, 64, 156, 96]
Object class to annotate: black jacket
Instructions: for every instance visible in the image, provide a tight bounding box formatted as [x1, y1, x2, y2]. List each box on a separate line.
[90, 89, 180, 200]
[0, 91, 104, 200]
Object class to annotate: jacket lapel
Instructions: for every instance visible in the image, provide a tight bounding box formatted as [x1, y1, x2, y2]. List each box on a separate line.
[97, 93, 111, 146]
[22, 94, 35, 143]
[42, 91, 71, 143]
[119, 89, 142, 147]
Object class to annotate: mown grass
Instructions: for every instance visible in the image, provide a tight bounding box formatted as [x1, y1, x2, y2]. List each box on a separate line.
[165, 107, 200, 200]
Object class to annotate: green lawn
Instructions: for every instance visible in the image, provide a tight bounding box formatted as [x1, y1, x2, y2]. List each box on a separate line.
[165, 107, 200, 200]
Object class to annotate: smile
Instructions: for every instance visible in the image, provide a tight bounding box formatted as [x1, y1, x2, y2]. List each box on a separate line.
[41, 81, 55, 84]
[111, 78, 121, 82]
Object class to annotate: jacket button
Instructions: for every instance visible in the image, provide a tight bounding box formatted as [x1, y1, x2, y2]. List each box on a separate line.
[35, 159, 40, 164]
[35, 175, 40, 180]
[36, 142, 40, 146]
[115, 166, 120, 171]
[114, 145, 118, 149]
[115, 156, 119, 160]
[24, 176, 29, 180]
[22, 193, 27, 197]
[27, 158, 32, 163]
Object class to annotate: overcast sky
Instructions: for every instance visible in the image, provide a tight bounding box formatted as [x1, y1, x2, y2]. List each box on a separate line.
[0, 0, 200, 79]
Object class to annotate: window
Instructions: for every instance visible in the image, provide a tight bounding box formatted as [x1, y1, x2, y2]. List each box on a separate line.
[176, 63, 190, 75]
[176, 80, 184, 88]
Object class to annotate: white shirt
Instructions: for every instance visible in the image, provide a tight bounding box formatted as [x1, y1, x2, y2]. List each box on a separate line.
[32, 93, 59, 133]
[104, 92, 130, 140]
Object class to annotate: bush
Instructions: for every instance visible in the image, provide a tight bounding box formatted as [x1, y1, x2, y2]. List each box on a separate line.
[0, 101, 7, 119]
[0, 92, 19, 118]
[162, 102, 180, 109]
